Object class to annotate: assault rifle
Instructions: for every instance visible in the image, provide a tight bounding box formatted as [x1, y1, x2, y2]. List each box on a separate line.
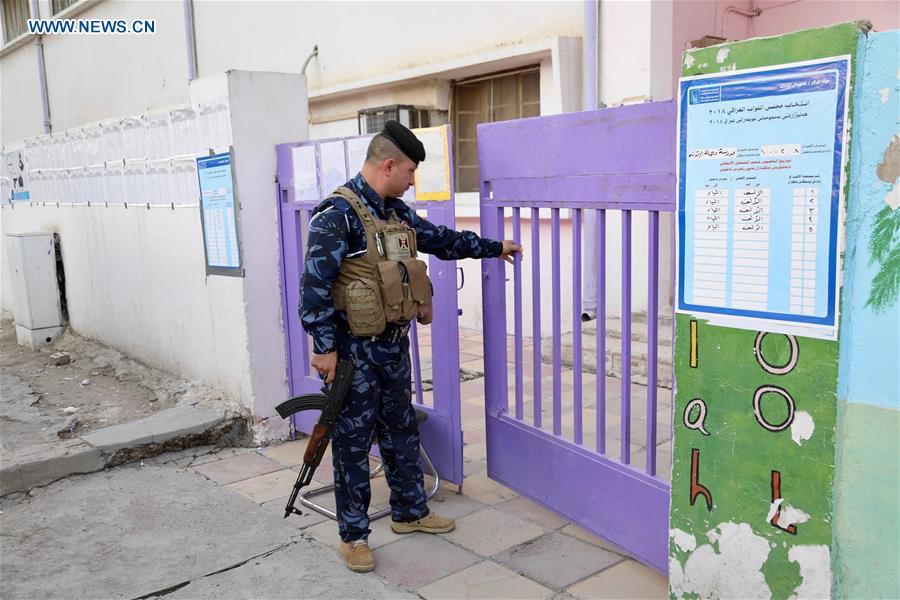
[275, 359, 354, 519]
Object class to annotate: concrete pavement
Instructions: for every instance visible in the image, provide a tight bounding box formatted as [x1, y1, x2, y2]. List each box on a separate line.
[0, 453, 412, 600]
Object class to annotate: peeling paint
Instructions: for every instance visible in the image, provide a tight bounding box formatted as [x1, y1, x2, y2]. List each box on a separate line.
[766, 498, 812, 529]
[790, 410, 815, 445]
[671, 24, 864, 600]
[670, 522, 771, 599]
[671, 528, 697, 552]
[879, 87, 890, 104]
[788, 545, 831, 599]
[716, 47, 730, 64]
[876, 135, 900, 184]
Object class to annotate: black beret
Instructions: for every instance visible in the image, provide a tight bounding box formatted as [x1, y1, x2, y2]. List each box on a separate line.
[381, 120, 426, 164]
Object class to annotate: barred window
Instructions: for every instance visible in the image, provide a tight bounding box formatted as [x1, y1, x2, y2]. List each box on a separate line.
[52, 0, 79, 15]
[2, 0, 29, 42]
[358, 105, 430, 135]
[452, 68, 540, 193]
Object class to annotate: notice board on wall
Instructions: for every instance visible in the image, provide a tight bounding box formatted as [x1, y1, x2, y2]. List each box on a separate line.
[288, 125, 452, 204]
[676, 57, 850, 340]
[197, 150, 242, 276]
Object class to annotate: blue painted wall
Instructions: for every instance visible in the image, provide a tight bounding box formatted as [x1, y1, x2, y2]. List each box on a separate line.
[838, 30, 900, 410]
[834, 28, 899, 600]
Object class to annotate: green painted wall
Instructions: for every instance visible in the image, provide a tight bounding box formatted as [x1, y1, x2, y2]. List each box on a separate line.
[833, 402, 900, 598]
[670, 23, 866, 599]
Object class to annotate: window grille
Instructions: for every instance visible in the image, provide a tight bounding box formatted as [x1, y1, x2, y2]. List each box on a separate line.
[3, 0, 29, 42]
[452, 67, 540, 193]
[52, 0, 78, 15]
[357, 105, 430, 135]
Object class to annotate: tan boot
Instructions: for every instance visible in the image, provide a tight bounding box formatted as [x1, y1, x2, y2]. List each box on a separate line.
[391, 512, 456, 534]
[340, 539, 375, 572]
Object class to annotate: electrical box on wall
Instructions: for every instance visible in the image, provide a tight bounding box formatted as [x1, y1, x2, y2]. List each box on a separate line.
[4, 232, 64, 350]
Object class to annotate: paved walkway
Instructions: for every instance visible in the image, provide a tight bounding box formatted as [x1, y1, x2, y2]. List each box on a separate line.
[193, 320, 672, 600]
[2, 324, 671, 598]
[194, 440, 668, 599]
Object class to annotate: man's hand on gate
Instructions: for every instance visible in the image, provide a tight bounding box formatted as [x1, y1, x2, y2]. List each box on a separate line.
[311, 351, 338, 384]
[500, 240, 523, 265]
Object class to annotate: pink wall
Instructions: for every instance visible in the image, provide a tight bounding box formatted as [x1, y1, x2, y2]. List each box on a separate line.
[751, 0, 899, 37]
[671, 0, 899, 92]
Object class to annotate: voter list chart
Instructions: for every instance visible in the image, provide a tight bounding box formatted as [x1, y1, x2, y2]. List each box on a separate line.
[677, 57, 849, 339]
[197, 152, 241, 273]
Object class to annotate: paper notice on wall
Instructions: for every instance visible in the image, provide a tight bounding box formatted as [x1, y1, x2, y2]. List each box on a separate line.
[346, 135, 373, 176]
[197, 151, 241, 274]
[676, 57, 850, 340]
[291, 144, 318, 201]
[319, 140, 347, 197]
[413, 126, 451, 201]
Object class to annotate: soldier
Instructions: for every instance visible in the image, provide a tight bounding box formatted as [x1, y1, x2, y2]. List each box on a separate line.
[300, 121, 521, 572]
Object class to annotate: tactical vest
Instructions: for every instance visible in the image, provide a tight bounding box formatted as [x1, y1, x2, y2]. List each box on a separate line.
[330, 187, 433, 337]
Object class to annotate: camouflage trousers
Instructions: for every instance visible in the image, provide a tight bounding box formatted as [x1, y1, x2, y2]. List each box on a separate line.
[331, 334, 429, 542]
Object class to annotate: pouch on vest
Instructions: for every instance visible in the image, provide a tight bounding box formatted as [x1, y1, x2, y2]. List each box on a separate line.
[377, 261, 406, 323]
[343, 278, 386, 337]
[401, 258, 433, 325]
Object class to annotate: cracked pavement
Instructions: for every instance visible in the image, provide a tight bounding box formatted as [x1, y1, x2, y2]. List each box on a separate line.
[0, 453, 413, 600]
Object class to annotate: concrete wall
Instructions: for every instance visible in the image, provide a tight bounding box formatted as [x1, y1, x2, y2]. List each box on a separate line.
[668, 23, 863, 599]
[0, 0, 585, 144]
[0, 71, 308, 441]
[834, 29, 900, 600]
[0, 200, 254, 403]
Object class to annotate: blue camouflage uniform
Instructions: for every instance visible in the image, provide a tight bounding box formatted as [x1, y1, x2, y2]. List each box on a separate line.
[300, 173, 501, 542]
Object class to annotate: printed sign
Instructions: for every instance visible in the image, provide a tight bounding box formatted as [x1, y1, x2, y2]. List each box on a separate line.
[676, 57, 850, 339]
[197, 151, 241, 274]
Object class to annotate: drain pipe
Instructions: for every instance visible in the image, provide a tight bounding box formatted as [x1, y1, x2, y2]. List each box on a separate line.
[581, 0, 599, 321]
[721, 4, 762, 39]
[30, 0, 51, 133]
[183, 0, 197, 81]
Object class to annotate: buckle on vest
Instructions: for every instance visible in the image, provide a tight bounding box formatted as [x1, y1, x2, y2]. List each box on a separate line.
[371, 322, 410, 344]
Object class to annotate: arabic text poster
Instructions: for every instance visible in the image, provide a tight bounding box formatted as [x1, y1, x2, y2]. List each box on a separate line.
[676, 57, 850, 339]
[197, 152, 241, 271]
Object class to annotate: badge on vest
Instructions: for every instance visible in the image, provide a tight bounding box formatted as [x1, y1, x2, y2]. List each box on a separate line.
[380, 230, 413, 259]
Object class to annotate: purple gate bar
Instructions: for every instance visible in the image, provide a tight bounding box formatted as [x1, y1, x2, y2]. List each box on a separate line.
[646, 212, 660, 476]
[572, 208, 583, 445]
[621, 209, 632, 465]
[596, 208, 607, 455]
[512, 207, 524, 421]
[531, 207, 543, 429]
[478, 101, 676, 574]
[551, 208, 562, 437]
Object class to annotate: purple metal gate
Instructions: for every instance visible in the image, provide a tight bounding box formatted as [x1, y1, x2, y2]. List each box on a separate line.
[478, 102, 676, 572]
[275, 130, 465, 485]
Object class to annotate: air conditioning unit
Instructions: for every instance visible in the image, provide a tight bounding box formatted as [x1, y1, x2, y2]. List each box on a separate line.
[5, 232, 64, 350]
[358, 105, 431, 134]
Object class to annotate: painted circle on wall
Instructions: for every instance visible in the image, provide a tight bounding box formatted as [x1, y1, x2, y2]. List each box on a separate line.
[753, 385, 796, 432]
[754, 332, 799, 376]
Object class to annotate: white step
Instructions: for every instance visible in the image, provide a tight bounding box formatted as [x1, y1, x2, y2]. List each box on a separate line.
[541, 312, 674, 388]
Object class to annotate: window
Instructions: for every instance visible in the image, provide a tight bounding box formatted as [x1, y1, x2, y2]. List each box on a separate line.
[51, 0, 78, 15]
[3, 0, 29, 42]
[358, 105, 430, 135]
[452, 68, 540, 193]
